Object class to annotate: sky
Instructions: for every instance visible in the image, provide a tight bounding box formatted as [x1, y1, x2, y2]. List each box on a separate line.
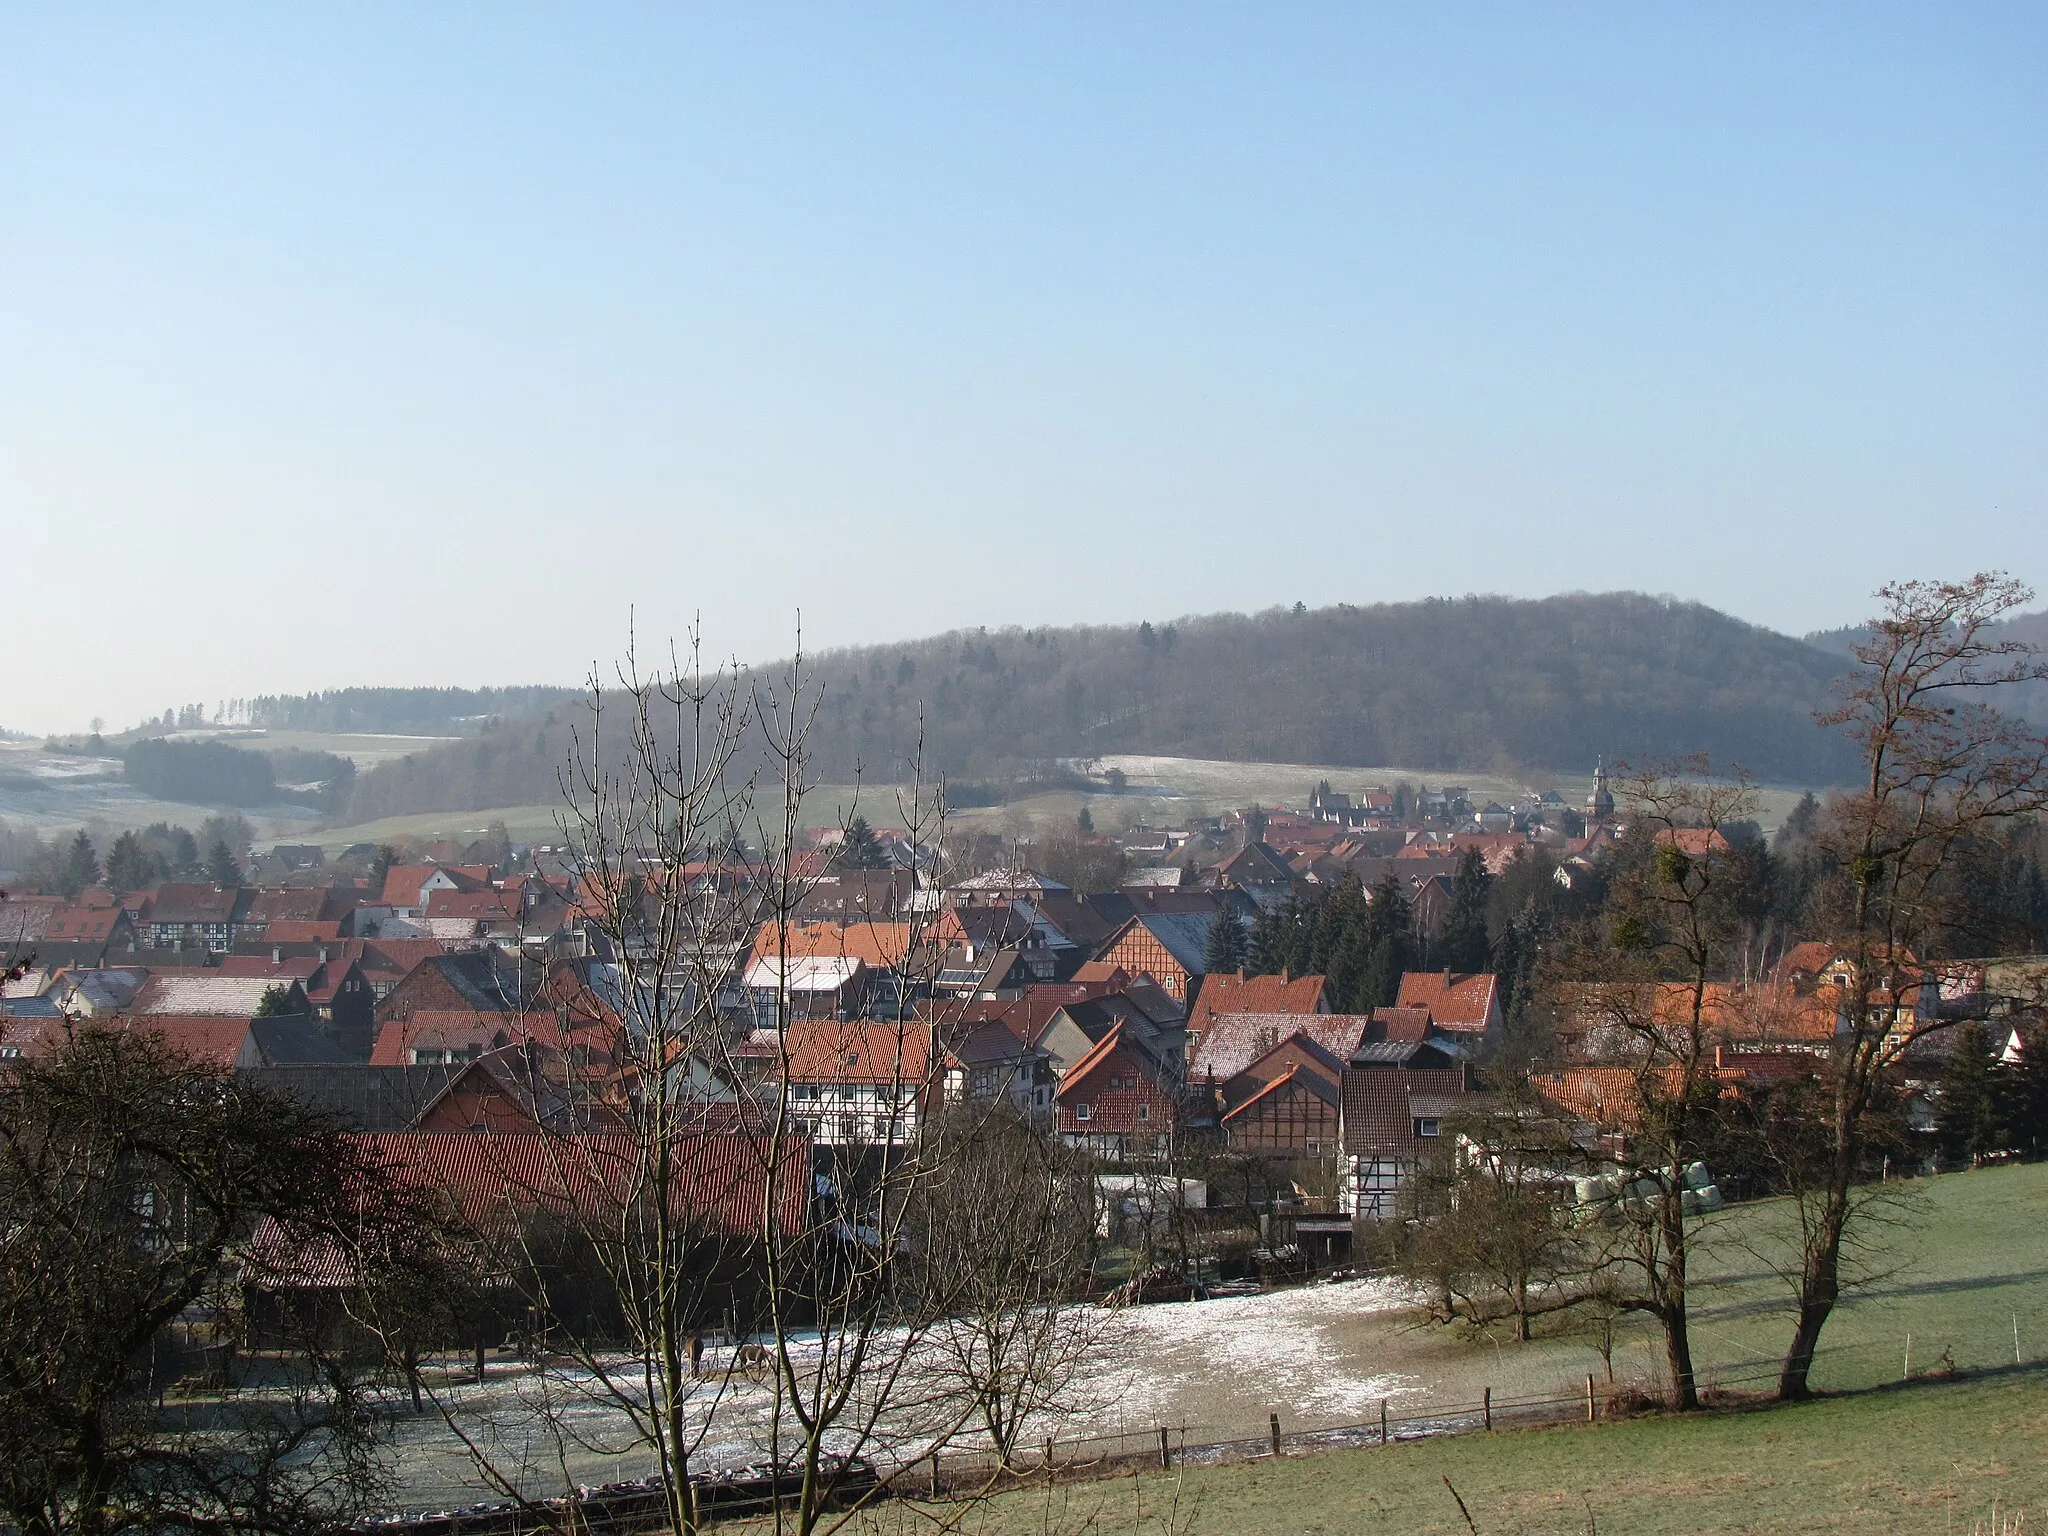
[2, 4, 2042, 734]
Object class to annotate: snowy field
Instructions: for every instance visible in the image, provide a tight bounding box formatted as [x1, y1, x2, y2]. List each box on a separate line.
[376, 1278, 1422, 1509]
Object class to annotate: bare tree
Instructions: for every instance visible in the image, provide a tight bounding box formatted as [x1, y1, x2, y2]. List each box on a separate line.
[377, 627, 1055, 1535]
[1433, 1092, 1586, 1343]
[1778, 573, 2048, 1399]
[1551, 760, 1757, 1408]
[913, 1104, 1099, 1466]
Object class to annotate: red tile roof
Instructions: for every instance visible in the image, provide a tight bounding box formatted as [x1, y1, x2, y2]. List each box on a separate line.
[1395, 971, 1499, 1032]
[1188, 971, 1328, 1037]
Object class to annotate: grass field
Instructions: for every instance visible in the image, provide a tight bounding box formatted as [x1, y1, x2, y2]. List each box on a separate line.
[860, 1368, 2048, 1535]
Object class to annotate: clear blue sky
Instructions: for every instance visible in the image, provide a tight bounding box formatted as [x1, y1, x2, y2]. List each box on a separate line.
[2, 4, 2041, 733]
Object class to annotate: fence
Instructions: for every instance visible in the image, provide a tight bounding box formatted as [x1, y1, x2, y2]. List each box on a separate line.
[360, 1322, 2045, 1534]
[909, 1317, 2048, 1495]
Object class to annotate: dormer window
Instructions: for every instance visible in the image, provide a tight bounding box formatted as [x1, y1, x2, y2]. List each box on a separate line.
[1414, 1117, 1441, 1138]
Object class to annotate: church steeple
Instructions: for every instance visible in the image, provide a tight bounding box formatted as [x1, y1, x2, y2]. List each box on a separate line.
[1587, 757, 1615, 824]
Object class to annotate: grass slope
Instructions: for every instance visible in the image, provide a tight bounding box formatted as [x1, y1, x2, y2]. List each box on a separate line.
[917, 1371, 2048, 1535]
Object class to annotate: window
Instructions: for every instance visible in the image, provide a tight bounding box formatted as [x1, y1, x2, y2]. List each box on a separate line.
[1414, 1117, 1441, 1138]
[1136, 1102, 1150, 1121]
[1074, 1103, 1091, 1122]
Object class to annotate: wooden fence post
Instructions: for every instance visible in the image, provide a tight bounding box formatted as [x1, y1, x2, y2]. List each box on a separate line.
[1483, 1386, 1492, 1431]
[1158, 1426, 1172, 1470]
[1380, 1398, 1389, 1445]
[1269, 1412, 1281, 1458]
[1586, 1373, 1596, 1423]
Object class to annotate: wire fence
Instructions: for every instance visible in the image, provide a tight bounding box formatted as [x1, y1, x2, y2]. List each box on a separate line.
[911, 1318, 2048, 1495]
[359, 1314, 2046, 1531]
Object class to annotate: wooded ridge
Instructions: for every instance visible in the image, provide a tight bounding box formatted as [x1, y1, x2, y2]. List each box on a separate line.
[321, 592, 1879, 823]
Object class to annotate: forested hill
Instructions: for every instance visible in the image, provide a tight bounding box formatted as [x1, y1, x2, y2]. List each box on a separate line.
[329, 593, 1862, 823]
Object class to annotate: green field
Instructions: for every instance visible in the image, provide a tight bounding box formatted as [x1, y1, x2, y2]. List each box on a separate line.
[869, 1369, 2048, 1535]
[758, 1164, 2048, 1534]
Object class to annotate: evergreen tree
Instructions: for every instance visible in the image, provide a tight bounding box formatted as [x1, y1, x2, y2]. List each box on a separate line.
[141, 822, 201, 876]
[253, 984, 296, 1018]
[1201, 910, 1245, 976]
[205, 839, 242, 889]
[1438, 848, 1493, 973]
[2005, 1024, 2048, 1160]
[1245, 902, 1291, 976]
[1076, 805, 1094, 834]
[1935, 1021, 2004, 1168]
[103, 831, 165, 891]
[60, 832, 99, 898]
[833, 815, 889, 870]
[1360, 874, 1415, 1010]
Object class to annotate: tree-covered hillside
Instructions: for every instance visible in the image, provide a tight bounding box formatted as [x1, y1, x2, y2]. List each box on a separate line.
[803, 593, 1857, 787]
[327, 593, 1862, 823]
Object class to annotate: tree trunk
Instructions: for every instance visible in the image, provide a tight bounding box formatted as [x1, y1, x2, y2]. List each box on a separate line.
[1781, 1182, 1848, 1399]
[1664, 1305, 1699, 1411]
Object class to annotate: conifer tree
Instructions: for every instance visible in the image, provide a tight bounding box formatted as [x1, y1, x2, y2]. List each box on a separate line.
[1438, 847, 1493, 972]
[833, 814, 888, 870]
[2005, 1024, 2048, 1160]
[1245, 902, 1291, 975]
[205, 838, 242, 889]
[103, 831, 164, 891]
[60, 831, 99, 898]
[1201, 908, 1245, 975]
[1935, 1021, 2004, 1168]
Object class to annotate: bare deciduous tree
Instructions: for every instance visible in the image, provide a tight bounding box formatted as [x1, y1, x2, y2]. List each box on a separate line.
[913, 1104, 1099, 1466]
[1779, 573, 2048, 1399]
[1550, 760, 1757, 1408]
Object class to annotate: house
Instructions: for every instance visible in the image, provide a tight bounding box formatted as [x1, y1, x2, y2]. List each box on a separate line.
[1338, 1023, 1475, 1218]
[1120, 867, 1190, 891]
[1052, 1021, 1182, 1159]
[369, 948, 539, 1066]
[135, 884, 255, 952]
[1185, 970, 1329, 1051]
[44, 966, 152, 1017]
[1034, 991, 1188, 1079]
[948, 868, 1072, 907]
[244, 1125, 812, 1342]
[771, 1018, 936, 1149]
[930, 947, 1037, 1001]
[1093, 907, 1219, 1004]
[131, 972, 311, 1018]
[40, 895, 138, 956]
[1189, 1010, 1370, 1091]
[242, 1062, 471, 1131]
[1212, 842, 1300, 910]
[1192, 1011, 1370, 1160]
[0, 894, 65, 951]
[1220, 1050, 1344, 1159]
[1395, 970, 1502, 1036]
[218, 953, 377, 1055]
[795, 870, 918, 922]
[743, 955, 869, 1026]
[353, 863, 495, 935]
[936, 1019, 1056, 1118]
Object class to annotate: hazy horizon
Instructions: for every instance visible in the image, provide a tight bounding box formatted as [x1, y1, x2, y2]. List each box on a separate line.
[6, 6, 2041, 733]
[9, 583, 2034, 742]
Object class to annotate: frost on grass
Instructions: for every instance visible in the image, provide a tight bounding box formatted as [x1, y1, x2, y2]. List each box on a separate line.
[1080, 1278, 1420, 1435]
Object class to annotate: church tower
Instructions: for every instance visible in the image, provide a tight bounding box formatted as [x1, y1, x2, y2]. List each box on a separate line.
[1587, 757, 1615, 825]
